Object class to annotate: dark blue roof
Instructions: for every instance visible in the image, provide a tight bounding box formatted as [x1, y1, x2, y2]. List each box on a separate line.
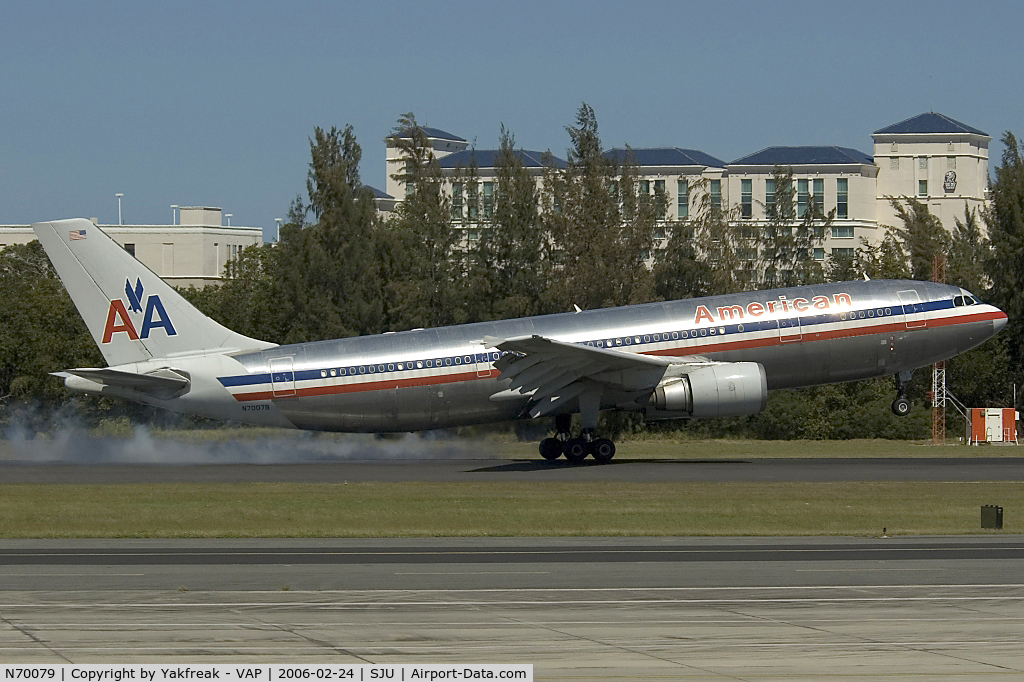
[363, 185, 393, 199]
[437, 149, 567, 169]
[730, 146, 873, 166]
[873, 112, 987, 136]
[390, 126, 466, 142]
[602, 147, 726, 168]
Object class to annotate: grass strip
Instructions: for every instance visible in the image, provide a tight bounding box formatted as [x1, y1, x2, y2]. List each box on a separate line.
[0, 481, 1019, 538]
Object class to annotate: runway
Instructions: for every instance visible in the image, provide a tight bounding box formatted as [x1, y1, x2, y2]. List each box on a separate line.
[2, 456, 1023, 483]
[1, 537, 1023, 679]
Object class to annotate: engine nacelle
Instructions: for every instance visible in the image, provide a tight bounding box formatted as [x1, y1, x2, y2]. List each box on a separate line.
[651, 362, 768, 418]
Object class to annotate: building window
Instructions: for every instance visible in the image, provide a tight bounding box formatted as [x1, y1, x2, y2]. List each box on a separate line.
[482, 182, 493, 219]
[918, 157, 928, 170]
[124, 243, 136, 257]
[797, 179, 809, 218]
[468, 185, 478, 220]
[737, 247, 757, 260]
[832, 247, 854, 258]
[654, 179, 665, 195]
[451, 183, 463, 221]
[765, 178, 775, 217]
[710, 179, 721, 211]
[832, 226, 854, 239]
[812, 179, 823, 214]
[677, 179, 688, 219]
[740, 179, 752, 218]
[947, 156, 956, 170]
[813, 248, 825, 261]
[640, 180, 650, 194]
[836, 178, 848, 219]
[918, 180, 928, 196]
[890, 158, 899, 171]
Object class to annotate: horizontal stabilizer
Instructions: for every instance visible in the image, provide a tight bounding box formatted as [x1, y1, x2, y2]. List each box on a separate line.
[55, 367, 191, 398]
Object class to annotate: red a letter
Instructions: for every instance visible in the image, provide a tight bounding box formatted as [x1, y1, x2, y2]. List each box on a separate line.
[694, 305, 715, 324]
[102, 300, 140, 343]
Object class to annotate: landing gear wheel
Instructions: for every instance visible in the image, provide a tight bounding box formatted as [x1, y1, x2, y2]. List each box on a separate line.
[563, 438, 589, 463]
[590, 438, 615, 463]
[891, 397, 911, 417]
[539, 438, 563, 460]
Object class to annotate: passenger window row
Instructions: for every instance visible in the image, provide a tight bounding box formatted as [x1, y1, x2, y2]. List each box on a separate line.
[315, 351, 503, 379]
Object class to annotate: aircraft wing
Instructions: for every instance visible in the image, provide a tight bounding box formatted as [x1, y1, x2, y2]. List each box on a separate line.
[484, 334, 701, 418]
[54, 367, 191, 399]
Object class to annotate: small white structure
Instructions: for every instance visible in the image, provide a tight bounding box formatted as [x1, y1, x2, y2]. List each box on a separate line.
[0, 207, 262, 288]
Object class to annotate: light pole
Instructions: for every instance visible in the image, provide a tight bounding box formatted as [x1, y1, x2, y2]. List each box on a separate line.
[225, 213, 232, 226]
[115, 193, 124, 225]
[171, 205, 178, 225]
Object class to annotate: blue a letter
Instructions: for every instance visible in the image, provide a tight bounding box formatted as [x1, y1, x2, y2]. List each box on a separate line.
[140, 296, 177, 339]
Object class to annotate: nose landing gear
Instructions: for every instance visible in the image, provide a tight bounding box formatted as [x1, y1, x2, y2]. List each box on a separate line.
[891, 370, 913, 416]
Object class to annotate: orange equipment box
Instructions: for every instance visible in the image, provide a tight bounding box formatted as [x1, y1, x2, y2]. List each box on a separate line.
[970, 407, 1019, 444]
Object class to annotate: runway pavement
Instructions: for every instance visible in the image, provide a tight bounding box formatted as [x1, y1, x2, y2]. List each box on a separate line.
[1, 537, 1023, 679]
[2, 456, 1023, 483]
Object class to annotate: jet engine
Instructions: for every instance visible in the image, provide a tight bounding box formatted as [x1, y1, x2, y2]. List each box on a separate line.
[650, 362, 768, 418]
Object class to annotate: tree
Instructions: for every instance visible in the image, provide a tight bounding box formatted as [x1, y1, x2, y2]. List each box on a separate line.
[655, 173, 751, 299]
[541, 103, 657, 311]
[0, 242, 104, 430]
[947, 202, 988, 293]
[756, 166, 830, 288]
[850, 231, 910, 280]
[985, 132, 1024, 355]
[887, 196, 950, 281]
[467, 126, 549, 320]
[382, 113, 467, 329]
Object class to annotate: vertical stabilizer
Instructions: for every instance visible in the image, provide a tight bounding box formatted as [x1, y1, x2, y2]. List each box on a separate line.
[33, 219, 274, 365]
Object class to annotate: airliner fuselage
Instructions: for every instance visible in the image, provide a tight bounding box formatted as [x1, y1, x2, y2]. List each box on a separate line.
[212, 279, 1000, 432]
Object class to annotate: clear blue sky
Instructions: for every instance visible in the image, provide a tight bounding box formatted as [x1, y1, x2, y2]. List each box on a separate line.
[2, 1, 1021, 240]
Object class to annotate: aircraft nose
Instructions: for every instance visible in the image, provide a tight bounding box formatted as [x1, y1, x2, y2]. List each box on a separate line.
[994, 313, 1008, 335]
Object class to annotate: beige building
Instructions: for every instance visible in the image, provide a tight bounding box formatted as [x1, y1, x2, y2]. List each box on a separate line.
[725, 146, 880, 260]
[380, 112, 990, 259]
[871, 112, 990, 232]
[0, 207, 262, 288]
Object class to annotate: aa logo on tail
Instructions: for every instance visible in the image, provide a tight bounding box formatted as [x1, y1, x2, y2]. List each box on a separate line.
[101, 278, 177, 343]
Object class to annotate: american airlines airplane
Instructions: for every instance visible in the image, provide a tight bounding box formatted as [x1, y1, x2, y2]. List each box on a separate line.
[34, 218, 1006, 462]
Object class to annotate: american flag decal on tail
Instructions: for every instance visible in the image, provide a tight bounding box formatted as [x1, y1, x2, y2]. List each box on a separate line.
[69, 229, 87, 240]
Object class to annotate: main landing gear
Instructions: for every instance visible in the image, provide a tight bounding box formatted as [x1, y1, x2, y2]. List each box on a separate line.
[891, 370, 913, 417]
[538, 414, 616, 464]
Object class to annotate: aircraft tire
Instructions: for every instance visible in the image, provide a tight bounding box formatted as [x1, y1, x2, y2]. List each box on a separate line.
[891, 397, 912, 416]
[563, 438, 589, 463]
[539, 438, 563, 460]
[591, 438, 615, 463]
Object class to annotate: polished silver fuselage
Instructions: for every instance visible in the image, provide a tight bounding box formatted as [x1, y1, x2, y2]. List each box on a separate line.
[206, 280, 1003, 432]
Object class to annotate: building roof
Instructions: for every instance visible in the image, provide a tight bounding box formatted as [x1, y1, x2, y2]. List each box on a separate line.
[602, 147, 726, 168]
[363, 185, 393, 199]
[436, 149, 567, 169]
[389, 126, 466, 142]
[873, 112, 988, 136]
[730, 146, 873, 166]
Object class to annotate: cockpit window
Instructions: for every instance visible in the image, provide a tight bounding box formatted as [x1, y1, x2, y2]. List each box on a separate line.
[954, 295, 979, 307]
